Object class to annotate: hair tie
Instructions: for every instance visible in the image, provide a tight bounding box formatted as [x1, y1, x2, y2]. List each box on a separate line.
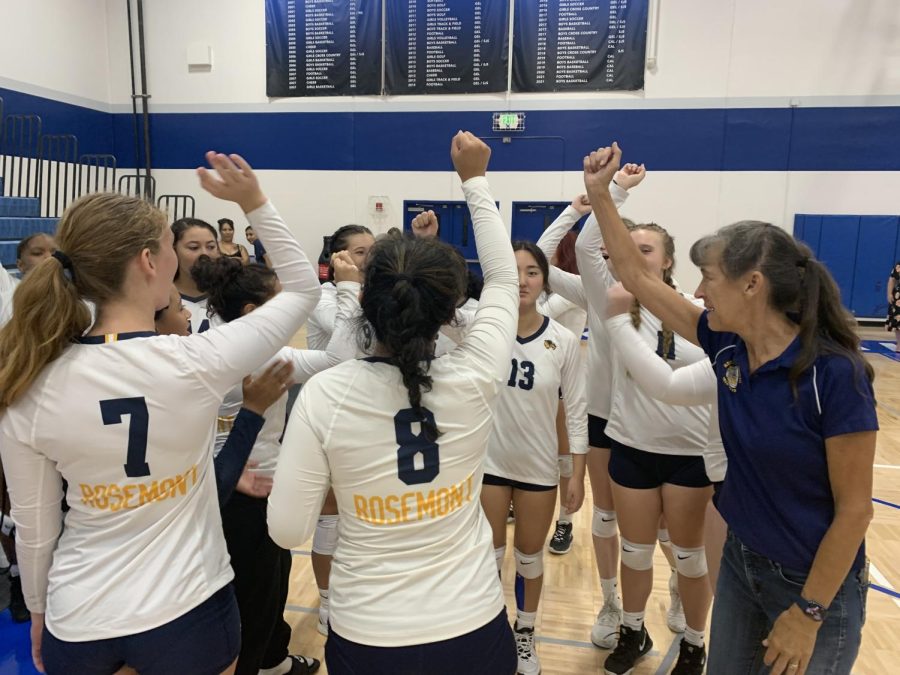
[52, 250, 76, 282]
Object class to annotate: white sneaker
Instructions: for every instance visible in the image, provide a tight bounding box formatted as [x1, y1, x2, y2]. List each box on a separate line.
[515, 625, 541, 675]
[591, 595, 622, 649]
[667, 570, 686, 633]
[317, 607, 329, 636]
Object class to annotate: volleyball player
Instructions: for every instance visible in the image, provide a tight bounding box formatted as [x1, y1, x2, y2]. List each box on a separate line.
[584, 142, 877, 675]
[0, 151, 321, 675]
[576, 206, 713, 675]
[604, 283, 728, 591]
[172, 217, 220, 333]
[534, 180, 639, 649]
[480, 239, 587, 675]
[268, 131, 518, 675]
[192, 251, 359, 675]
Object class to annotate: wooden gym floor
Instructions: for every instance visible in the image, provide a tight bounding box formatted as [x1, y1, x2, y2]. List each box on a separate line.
[283, 328, 900, 674]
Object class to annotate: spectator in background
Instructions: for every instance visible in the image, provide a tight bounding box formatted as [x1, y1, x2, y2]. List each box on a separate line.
[17, 233, 57, 277]
[246, 225, 257, 245]
[886, 262, 900, 352]
[254, 236, 271, 269]
[218, 218, 250, 265]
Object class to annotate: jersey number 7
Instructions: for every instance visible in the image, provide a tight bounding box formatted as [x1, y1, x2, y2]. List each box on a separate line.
[100, 397, 151, 478]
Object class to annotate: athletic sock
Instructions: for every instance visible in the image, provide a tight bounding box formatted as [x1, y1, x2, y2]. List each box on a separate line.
[622, 610, 645, 631]
[683, 626, 705, 647]
[516, 609, 537, 631]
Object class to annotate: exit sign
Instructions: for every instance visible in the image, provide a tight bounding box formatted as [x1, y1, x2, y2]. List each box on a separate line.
[493, 112, 526, 132]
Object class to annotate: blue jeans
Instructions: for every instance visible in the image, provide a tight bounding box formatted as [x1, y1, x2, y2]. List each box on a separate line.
[708, 531, 867, 674]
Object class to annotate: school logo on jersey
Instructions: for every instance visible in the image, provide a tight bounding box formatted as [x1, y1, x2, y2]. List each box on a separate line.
[543, 339, 557, 351]
[722, 359, 741, 392]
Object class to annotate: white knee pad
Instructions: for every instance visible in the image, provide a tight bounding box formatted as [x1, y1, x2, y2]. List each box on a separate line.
[494, 545, 506, 571]
[672, 544, 707, 579]
[514, 548, 544, 579]
[312, 514, 339, 555]
[557, 454, 574, 479]
[657, 528, 671, 549]
[621, 538, 655, 571]
[592, 507, 618, 538]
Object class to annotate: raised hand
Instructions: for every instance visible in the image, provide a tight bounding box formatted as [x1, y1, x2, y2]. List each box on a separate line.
[197, 151, 267, 214]
[411, 209, 440, 239]
[241, 360, 295, 416]
[332, 250, 363, 284]
[451, 131, 491, 182]
[583, 142, 622, 195]
[236, 460, 275, 498]
[570, 193, 593, 216]
[614, 162, 647, 190]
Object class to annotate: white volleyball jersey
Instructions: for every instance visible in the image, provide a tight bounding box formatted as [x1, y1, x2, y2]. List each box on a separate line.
[268, 176, 518, 647]
[0, 200, 321, 641]
[213, 281, 361, 475]
[606, 314, 726, 481]
[485, 317, 588, 486]
[180, 293, 211, 334]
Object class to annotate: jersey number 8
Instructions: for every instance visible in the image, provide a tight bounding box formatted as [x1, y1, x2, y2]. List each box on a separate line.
[394, 407, 440, 486]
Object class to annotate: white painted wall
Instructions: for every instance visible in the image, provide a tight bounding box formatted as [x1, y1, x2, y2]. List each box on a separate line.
[0, 0, 111, 107]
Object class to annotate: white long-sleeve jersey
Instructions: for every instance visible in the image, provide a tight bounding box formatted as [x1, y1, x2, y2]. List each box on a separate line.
[606, 314, 726, 480]
[268, 176, 517, 647]
[213, 281, 360, 475]
[0, 267, 19, 327]
[536, 184, 628, 422]
[576, 216, 711, 456]
[485, 316, 588, 486]
[0, 201, 321, 641]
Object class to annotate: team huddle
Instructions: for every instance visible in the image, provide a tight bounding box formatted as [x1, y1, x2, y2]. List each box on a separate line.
[0, 133, 879, 675]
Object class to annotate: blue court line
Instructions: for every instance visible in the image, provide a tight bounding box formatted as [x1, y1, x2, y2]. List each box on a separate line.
[654, 635, 683, 675]
[873, 497, 900, 510]
[872, 584, 900, 600]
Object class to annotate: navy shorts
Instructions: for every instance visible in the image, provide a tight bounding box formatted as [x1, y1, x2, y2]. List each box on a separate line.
[609, 441, 711, 489]
[587, 414, 613, 449]
[483, 473, 556, 492]
[325, 609, 516, 675]
[41, 584, 240, 675]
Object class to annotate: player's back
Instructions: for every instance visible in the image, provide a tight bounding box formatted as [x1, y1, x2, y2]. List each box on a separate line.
[1, 332, 233, 640]
[294, 348, 506, 646]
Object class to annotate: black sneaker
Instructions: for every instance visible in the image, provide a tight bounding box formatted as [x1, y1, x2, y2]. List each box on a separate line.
[548, 521, 573, 555]
[604, 624, 652, 675]
[8, 574, 30, 623]
[670, 639, 706, 675]
[286, 655, 320, 674]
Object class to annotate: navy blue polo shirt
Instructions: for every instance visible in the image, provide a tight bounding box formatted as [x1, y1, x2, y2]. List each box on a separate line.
[253, 238, 267, 261]
[697, 311, 877, 572]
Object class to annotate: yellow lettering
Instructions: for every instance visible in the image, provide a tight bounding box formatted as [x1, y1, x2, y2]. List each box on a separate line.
[94, 485, 109, 510]
[122, 485, 136, 510]
[354, 495, 369, 522]
[80, 484, 96, 508]
[416, 490, 435, 520]
[401, 492, 415, 522]
[369, 496, 386, 524]
[107, 483, 122, 512]
[466, 475, 473, 501]
[385, 495, 401, 524]
[139, 481, 160, 505]
[449, 483, 464, 511]
[173, 474, 187, 497]
[436, 488, 449, 516]
[160, 478, 175, 499]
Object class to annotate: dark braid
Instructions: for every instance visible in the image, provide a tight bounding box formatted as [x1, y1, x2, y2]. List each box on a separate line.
[361, 236, 467, 440]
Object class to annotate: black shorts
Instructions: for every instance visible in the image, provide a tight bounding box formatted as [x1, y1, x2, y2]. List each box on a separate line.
[588, 414, 613, 449]
[609, 441, 711, 489]
[325, 609, 516, 675]
[483, 473, 556, 492]
[41, 584, 240, 675]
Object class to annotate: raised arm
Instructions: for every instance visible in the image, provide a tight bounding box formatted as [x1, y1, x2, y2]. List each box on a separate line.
[451, 133, 518, 379]
[181, 153, 321, 396]
[584, 143, 702, 344]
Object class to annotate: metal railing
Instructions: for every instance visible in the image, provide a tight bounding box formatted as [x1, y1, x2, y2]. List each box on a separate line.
[117, 173, 156, 202]
[157, 194, 196, 221]
[0, 114, 42, 198]
[79, 154, 118, 195]
[38, 134, 79, 217]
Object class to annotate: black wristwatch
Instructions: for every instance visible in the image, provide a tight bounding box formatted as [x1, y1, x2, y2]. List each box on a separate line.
[795, 598, 828, 622]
